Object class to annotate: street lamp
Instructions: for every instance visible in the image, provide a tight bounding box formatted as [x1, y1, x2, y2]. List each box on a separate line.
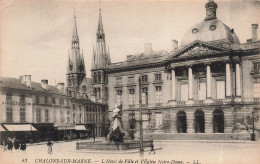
[247, 109, 259, 141]
[127, 77, 153, 157]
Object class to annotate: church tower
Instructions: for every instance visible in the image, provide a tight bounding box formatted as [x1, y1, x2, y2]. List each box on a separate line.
[91, 8, 111, 103]
[66, 11, 86, 98]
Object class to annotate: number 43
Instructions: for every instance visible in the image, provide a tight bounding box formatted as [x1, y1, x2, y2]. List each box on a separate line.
[22, 158, 28, 163]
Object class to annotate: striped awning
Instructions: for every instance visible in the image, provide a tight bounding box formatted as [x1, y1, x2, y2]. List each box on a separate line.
[0, 125, 6, 131]
[4, 124, 37, 131]
[75, 125, 86, 131]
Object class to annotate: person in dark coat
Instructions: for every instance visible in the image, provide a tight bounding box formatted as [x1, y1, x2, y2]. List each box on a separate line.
[14, 139, 20, 150]
[20, 140, 26, 151]
[47, 140, 53, 154]
[7, 140, 13, 151]
[149, 140, 155, 155]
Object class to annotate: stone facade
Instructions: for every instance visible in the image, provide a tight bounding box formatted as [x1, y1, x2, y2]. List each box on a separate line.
[105, 0, 260, 137]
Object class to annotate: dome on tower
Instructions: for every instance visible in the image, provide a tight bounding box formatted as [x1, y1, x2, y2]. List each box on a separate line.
[181, 0, 240, 47]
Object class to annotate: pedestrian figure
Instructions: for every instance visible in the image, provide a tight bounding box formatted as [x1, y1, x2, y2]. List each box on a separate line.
[93, 134, 95, 142]
[2, 139, 8, 152]
[20, 140, 26, 152]
[149, 140, 155, 155]
[14, 139, 20, 151]
[7, 140, 13, 151]
[47, 140, 53, 154]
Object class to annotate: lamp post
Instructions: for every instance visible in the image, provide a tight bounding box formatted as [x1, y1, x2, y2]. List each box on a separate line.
[248, 109, 259, 141]
[128, 77, 152, 157]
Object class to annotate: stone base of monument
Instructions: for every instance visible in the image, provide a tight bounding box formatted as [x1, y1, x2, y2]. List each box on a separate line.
[76, 140, 152, 150]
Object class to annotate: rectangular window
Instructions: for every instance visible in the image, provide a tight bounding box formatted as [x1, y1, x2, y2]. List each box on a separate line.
[253, 77, 260, 97]
[6, 93, 12, 101]
[141, 75, 148, 82]
[129, 89, 135, 105]
[180, 84, 188, 101]
[20, 95, 25, 102]
[45, 109, 49, 122]
[198, 82, 206, 100]
[155, 73, 162, 81]
[73, 104, 75, 110]
[6, 107, 13, 122]
[128, 76, 135, 83]
[67, 111, 70, 123]
[155, 112, 163, 128]
[142, 113, 149, 129]
[79, 105, 82, 111]
[155, 86, 162, 104]
[52, 97, 56, 104]
[216, 81, 225, 99]
[36, 96, 39, 104]
[20, 108, 26, 122]
[116, 90, 122, 105]
[253, 62, 260, 70]
[115, 77, 122, 85]
[53, 110, 56, 122]
[59, 98, 64, 105]
[142, 88, 148, 104]
[45, 96, 48, 104]
[60, 110, 65, 122]
[73, 113, 76, 123]
[79, 114, 82, 123]
[36, 108, 41, 122]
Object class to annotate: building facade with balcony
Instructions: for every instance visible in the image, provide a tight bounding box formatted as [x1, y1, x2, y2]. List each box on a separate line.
[106, 0, 260, 136]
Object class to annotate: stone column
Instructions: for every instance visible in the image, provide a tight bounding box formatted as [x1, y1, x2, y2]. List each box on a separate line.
[171, 69, 176, 100]
[226, 62, 231, 97]
[188, 66, 193, 100]
[169, 109, 177, 133]
[236, 63, 241, 97]
[186, 110, 194, 133]
[206, 64, 211, 98]
[204, 110, 213, 133]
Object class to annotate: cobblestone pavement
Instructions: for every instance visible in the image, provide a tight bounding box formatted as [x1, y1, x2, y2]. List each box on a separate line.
[1, 140, 260, 164]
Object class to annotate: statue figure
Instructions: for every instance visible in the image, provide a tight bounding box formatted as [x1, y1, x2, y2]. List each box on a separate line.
[108, 105, 126, 143]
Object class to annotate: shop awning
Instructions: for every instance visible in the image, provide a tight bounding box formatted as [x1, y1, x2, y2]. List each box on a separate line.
[0, 125, 6, 131]
[4, 124, 37, 131]
[55, 124, 75, 130]
[75, 125, 86, 131]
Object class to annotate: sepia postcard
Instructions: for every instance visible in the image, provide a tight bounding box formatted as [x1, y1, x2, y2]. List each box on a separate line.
[0, 0, 260, 164]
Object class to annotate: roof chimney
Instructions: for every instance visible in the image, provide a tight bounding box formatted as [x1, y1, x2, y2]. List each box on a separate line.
[252, 24, 258, 42]
[41, 79, 48, 90]
[172, 40, 178, 52]
[56, 82, 65, 93]
[19, 75, 31, 89]
[144, 43, 153, 55]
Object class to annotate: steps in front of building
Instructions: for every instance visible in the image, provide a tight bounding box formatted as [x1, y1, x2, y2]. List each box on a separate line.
[144, 133, 232, 140]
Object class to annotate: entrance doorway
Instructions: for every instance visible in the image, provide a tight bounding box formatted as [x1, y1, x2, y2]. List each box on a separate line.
[194, 109, 205, 133]
[213, 109, 224, 133]
[177, 110, 187, 133]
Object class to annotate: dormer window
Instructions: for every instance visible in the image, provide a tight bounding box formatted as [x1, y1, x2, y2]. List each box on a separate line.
[192, 28, 199, 34]
[20, 95, 25, 102]
[6, 93, 12, 101]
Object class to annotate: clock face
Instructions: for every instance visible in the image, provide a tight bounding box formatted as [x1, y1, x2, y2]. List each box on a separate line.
[206, 9, 214, 16]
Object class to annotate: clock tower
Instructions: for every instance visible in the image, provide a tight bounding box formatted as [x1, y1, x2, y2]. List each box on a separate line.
[66, 11, 86, 98]
[204, 0, 218, 21]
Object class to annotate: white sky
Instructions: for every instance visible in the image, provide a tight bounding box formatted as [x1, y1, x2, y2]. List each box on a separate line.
[0, 0, 259, 85]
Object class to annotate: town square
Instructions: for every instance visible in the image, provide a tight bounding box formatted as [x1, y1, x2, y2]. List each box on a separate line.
[0, 0, 260, 163]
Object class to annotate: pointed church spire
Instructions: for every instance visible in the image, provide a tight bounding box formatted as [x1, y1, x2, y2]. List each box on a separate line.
[97, 8, 104, 35]
[72, 9, 80, 49]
